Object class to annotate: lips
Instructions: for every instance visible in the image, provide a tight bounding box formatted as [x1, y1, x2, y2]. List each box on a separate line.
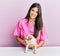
[31, 14, 36, 18]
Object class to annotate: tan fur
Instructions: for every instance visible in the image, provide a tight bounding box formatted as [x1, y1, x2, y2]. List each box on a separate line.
[25, 34, 37, 54]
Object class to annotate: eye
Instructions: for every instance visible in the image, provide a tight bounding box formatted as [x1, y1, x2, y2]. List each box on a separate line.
[31, 9, 34, 11]
[31, 8, 38, 14]
[36, 11, 38, 13]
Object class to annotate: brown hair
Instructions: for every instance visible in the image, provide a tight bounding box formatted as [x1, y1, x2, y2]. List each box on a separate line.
[25, 3, 43, 38]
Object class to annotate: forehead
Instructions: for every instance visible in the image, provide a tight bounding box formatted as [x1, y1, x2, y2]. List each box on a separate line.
[31, 7, 38, 11]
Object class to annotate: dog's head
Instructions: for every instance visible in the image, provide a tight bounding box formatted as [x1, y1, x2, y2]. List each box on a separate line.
[25, 34, 33, 44]
[26, 34, 32, 41]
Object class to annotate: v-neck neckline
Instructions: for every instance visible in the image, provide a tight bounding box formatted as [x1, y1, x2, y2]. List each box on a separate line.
[28, 20, 35, 26]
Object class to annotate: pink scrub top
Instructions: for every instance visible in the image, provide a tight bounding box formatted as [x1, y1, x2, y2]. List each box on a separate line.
[13, 18, 48, 47]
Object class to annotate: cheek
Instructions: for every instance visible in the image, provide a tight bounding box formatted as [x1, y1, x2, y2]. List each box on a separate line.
[35, 13, 38, 17]
[30, 11, 38, 17]
[30, 11, 33, 15]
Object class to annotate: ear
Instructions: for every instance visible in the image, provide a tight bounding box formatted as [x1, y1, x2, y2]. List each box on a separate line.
[26, 35, 29, 39]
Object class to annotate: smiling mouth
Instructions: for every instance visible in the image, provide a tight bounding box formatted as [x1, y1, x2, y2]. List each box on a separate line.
[31, 15, 36, 17]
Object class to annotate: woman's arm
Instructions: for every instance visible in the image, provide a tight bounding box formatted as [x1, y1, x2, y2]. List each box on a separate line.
[37, 40, 45, 48]
[16, 36, 26, 45]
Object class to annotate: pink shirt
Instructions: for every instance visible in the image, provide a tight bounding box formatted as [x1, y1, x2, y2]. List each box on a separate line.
[13, 18, 48, 47]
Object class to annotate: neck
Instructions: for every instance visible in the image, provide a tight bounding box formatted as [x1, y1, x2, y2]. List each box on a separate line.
[29, 18, 35, 22]
[28, 18, 35, 25]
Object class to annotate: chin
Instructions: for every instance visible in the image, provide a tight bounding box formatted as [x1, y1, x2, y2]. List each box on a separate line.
[30, 17, 36, 19]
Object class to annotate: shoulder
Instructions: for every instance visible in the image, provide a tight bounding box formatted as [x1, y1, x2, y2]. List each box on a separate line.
[39, 24, 47, 33]
[19, 18, 28, 23]
[18, 18, 28, 26]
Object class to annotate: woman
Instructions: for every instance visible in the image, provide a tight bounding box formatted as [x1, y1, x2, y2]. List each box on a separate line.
[13, 3, 48, 48]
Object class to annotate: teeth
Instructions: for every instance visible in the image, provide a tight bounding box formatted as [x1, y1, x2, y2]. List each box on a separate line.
[32, 15, 35, 17]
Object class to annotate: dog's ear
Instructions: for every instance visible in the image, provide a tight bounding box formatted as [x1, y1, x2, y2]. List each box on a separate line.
[26, 35, 29, 39]
[26, 35, 30, 41]
[26, 34, 33, 40]
[28, 36, 32, 40]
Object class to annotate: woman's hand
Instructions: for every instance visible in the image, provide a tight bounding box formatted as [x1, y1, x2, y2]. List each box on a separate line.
[22, 40, 26, 45]
[16, 36, 27, 46]
[36, 44, 40, 48]
[36, 40, 45, 48]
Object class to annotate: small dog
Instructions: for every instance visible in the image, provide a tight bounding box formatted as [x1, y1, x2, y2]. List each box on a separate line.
[24, 34, 37, 54]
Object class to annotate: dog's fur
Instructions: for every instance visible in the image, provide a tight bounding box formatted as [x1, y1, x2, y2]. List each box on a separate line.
[24, 34, 37, 54]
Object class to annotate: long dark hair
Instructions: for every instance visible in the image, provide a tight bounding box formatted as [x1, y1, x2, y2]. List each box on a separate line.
[25, 3, 43, 38]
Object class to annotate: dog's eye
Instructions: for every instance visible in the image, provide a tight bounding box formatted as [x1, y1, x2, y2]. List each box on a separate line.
[27, 39, 29, 40]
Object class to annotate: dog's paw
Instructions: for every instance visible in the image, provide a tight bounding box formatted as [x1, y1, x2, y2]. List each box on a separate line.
[34, 50, 36, 54]
[24, 50, 27, 53]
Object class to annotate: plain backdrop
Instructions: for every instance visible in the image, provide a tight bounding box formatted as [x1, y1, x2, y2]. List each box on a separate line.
[0, 0, 60, 47]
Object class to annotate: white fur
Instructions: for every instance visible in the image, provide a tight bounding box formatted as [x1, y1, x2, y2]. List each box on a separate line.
[24, 34, 37, 54]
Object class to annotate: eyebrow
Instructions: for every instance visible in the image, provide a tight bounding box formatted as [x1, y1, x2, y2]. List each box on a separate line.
[32, 8, 38, 12]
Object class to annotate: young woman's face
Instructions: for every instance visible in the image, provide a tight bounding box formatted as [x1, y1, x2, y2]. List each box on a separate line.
[30, 7, 38, 19]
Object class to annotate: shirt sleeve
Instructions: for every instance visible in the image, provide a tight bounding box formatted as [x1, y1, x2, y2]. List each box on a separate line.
[13, 20, 21, 36]
[37, 25, 48, 41]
